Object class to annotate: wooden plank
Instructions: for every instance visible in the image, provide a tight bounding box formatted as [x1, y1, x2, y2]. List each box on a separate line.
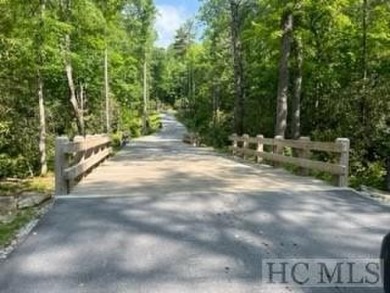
[256, 135, 264, 163]
[55, 136, 69, 196]
[242, 134, 249, 160]
[274, 139, 343, 153]
[183, 133, 200, 147]
[64, 136, 111, 153]
[231, 133, 238, 156]
[297, 137, 311, 176]
[231, 147, 345, 175]
[229, 135, 343, 153]
[228, 135, 245, 143]
[64, 147, 112, 180]
[68, 136, 85, 191]
[336, 138, 350, 187]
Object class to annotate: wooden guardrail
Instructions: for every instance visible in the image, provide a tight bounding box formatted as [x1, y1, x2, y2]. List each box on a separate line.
[229, 134, 350, 187]
[55, 134, 112, 195]
[182, 132, 200, 146]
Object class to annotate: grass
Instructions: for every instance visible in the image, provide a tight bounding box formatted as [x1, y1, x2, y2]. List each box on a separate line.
[148, 112, 162, 134]
[0, 173, 54, 197]
[0, 208, 36, 248]
[0, 174, 53, 249]
[214, 146, 230, 154]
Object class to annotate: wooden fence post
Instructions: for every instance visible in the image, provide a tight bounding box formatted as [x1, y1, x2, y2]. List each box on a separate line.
[336, 138, 350, 187]
[256, 135, 264, 163]
[274, 135, 283, 154]
[55, 136, 69, 196]
[243, 134, 249, 160]
[273, 135, 284, 167]
[74, 136, 85, 161]
[86, 135, 94, 160]
[232, 133, 238, 157]
[298, 136, 311, 175]
[70, 135, 85, 190]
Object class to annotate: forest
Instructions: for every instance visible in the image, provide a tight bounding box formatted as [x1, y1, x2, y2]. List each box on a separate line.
[1, 0, 389, 191]
[0, 0, 157, 179]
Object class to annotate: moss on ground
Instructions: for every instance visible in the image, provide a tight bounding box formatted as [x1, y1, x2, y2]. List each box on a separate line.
[0, 174, 53, 248]
[0, 173, 54, 197]
[0, 208, 36, 248]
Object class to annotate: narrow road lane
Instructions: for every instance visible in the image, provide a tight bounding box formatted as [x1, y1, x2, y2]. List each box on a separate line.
[0, 113, 388, 293]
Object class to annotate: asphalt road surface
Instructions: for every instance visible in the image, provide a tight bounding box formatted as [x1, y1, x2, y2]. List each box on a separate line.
[0, 113, 389, 293]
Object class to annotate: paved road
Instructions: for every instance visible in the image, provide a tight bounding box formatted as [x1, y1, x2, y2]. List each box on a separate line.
[0, 114, 389, 293]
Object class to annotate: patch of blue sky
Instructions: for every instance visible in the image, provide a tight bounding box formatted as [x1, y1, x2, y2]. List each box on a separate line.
[154, 0, 200, 48]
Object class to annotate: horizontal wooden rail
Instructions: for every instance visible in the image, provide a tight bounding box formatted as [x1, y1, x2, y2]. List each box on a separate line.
[229, 134, 350, 187]
[63, 136, 111, 153]
[182, 132, 200, 146]
[55, 134, 112, 195]
[64, 148, 111, 180]
[229, 135, 344, 153]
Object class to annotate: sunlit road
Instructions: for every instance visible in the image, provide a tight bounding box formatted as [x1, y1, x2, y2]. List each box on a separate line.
[0, 113, 388, 293]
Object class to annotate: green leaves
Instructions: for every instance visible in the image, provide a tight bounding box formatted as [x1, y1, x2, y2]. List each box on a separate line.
[0, 0, 158, 178]
[156, 0, 390, 189]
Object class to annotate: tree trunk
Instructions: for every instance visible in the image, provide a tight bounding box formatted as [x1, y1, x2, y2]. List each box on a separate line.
[104, 46, 110, 133]
[386, 158, 390, 191]
[142, 58, 148, 135]
[80, 83, 85, 133]
[275, 11, 293, 138]
[64, 38, 84, 135]
[187, 64, 192, 116]
[229, 0, 245, 135]
[291, 34, 303, 139]
[62, 0, 84, 135]
[37, 0, 47, 176]
[361, 0, 368, 126]
[362, 0, 368, 82]
[212, 82, 217, 129]
[38, 73, 47, 175]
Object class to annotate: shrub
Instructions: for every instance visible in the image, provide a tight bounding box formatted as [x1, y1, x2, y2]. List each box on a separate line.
[0, 154, 32, 179]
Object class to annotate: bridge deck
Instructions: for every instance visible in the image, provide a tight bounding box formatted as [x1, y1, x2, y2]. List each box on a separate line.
[0, 114, 388, 292]
[72, 115, 335, 197]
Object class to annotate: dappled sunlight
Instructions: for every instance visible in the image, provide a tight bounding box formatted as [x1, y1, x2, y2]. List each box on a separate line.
[0, 114, 387, 292]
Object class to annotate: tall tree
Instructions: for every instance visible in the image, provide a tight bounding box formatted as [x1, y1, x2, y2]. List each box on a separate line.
[275, 8, 293, 137]
[0, 0, 160, 179]
[60, 0, 84, 135]
[104, 41, 110, 133]
[229, 0, 245, 135]
[291, 1, 303, 139]
[360, 0, 368, 126]
[36, 0, 47, 175]
[131, 0, 155, 135]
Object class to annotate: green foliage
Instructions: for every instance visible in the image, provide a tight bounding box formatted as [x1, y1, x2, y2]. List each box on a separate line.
[0, 175, 54, 196]
[0, 155, 32, 179]
[350, 160, 386, 190]
[110, 132, 123, 150]
[1, 0, 389, 191]
[0, 208, 36, 248]
[148, 112, 162, 133]
[154, 0, 390, 190]
[0, 0, 157, 178]
[119, 108, 143, 138]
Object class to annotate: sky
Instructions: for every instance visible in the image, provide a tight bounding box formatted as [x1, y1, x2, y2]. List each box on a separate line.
[154, 0, 200, 48]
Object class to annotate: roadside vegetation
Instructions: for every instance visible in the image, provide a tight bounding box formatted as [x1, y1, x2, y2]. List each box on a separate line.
[156, 1, 390, 191]
[0, 0, 157, 181]
[0, 208, 37, 249]
[0, 1, 389, 201]
[0, 175, 54, 248]
[0, 175, 54, 197]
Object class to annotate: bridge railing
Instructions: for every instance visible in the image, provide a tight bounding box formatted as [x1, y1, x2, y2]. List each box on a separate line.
[55, 134, 112, 195]
[229, 134, 350, 187]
